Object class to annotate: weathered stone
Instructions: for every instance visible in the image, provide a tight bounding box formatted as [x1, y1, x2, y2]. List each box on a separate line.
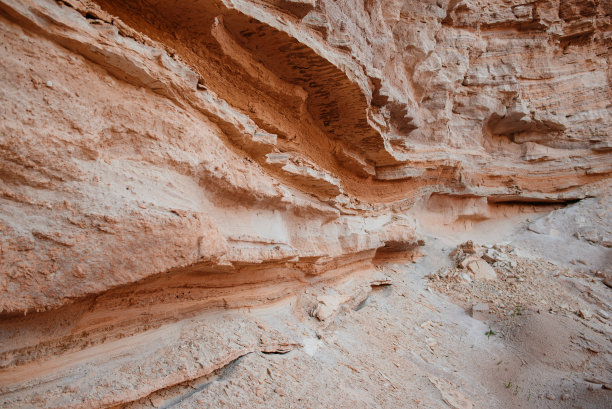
[579, 309, 593, 320]
[467, 259, 498, 281]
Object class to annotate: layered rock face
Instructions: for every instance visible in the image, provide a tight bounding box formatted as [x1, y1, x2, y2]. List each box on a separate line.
[0, 0, 610, 407]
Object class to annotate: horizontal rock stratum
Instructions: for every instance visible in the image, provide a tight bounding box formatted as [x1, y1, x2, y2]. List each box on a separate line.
[0, 0, 610, 408]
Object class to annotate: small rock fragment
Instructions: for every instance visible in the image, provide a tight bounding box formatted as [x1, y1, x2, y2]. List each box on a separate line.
[46, 80, 53, 87]
[150, 395, 165, 408]
[466, 258, 497, 281]
[459, 255, 480, 269]
[579, 309, 592, 320]
[420, 320, 434, 329]
[460, 273, 472, 283]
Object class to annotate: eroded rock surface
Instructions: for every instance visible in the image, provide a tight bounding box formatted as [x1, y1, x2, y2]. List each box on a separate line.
[0, 0, 610, 407]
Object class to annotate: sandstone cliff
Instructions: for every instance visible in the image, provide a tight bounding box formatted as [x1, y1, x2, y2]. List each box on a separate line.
[0, 0, 610, 408]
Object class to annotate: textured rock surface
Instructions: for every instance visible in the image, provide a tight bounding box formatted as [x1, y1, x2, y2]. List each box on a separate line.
[1, 0, 609, 313]
[0, 0, 610, 407]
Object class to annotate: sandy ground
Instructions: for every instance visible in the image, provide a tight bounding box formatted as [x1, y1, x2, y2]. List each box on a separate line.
[111, 202, 611, 409]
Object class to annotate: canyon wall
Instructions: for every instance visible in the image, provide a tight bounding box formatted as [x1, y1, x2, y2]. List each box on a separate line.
[0, 0, 610, 407]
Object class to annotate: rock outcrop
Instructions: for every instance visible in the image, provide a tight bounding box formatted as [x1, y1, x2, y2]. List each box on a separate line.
[0, 0, 610, 407]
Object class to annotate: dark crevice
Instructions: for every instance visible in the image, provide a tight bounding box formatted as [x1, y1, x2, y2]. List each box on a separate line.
[161, 354, 248, 409]
[111, 353, 252, 409]
[261, 349, 292, 355]
[487, 198, 581, 206]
